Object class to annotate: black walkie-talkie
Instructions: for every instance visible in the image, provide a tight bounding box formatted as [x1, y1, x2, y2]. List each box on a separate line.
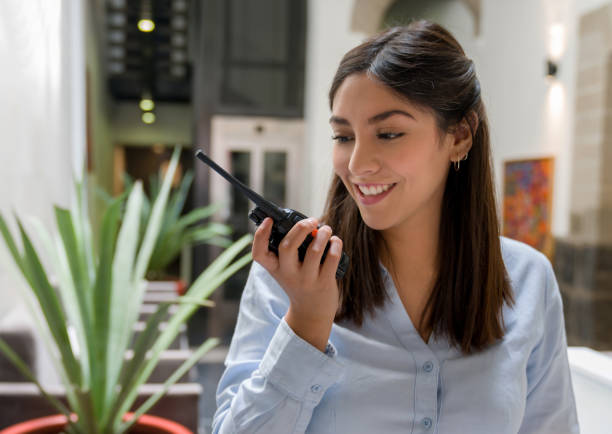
[195, 149, 349, 279]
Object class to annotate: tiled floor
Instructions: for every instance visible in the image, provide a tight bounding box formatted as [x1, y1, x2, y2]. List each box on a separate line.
[188, 307, 236, 433]
[192, 342, 230, 434]
[196, 360, 226, 434]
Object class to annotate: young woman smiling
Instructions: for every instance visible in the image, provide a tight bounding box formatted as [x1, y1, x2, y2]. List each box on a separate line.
[213, 21, 579, 434]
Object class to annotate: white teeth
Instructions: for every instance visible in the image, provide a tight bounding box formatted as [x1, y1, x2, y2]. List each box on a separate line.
[357, 184, 393, 196]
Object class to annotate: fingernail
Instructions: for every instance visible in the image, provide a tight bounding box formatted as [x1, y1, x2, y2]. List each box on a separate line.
[331, 240, 341, 254]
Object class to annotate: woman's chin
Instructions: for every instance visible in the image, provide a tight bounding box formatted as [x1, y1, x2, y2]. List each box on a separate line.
[358, 211, 393, 231]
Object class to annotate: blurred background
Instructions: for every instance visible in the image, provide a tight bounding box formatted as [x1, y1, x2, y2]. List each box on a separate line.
[1, 0, 611, 432]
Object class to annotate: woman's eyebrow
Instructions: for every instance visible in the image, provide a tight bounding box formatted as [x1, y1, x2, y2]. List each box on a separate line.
[329, 110, 416, 125]
[329, 116, 350, 125]
[368, 110, 416, 123]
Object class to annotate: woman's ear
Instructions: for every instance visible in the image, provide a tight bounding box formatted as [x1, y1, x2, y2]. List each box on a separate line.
[449, 112, 478, 161]
[465, 111, 479, 139]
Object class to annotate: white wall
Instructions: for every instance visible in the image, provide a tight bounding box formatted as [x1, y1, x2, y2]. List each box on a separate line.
[304, 0, 612, 237]
[303, 0, 366, 217]
[383, 0, 478, 60]
[474, 0, 574, 237]
[0, 0, 85, 322]
[480, 0, 612, 238]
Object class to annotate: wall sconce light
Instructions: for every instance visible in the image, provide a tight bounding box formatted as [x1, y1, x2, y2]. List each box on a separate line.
[546, 60, 558, 78]
[546, 23, 564, 79]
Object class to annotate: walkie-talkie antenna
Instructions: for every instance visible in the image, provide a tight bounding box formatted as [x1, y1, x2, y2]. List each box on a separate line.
[195, 149, 284, 220]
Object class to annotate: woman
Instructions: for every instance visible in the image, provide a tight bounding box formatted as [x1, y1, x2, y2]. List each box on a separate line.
[213, 20, 579, 433]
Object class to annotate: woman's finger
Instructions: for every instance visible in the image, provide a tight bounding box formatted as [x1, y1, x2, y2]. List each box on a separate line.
[320, 235, 343, 280]
[302, 225, 332, 276]
[252, 217, 279, 272]
[277, 217, 318, 270]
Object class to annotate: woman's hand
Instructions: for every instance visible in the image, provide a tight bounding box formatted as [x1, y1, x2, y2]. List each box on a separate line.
[252, 217, 344, 352]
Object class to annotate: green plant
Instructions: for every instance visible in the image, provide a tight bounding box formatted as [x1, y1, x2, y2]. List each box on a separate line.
[140, 170, 232, 280]
[113, 166, 232, 280]
[0, 147, 252, 433]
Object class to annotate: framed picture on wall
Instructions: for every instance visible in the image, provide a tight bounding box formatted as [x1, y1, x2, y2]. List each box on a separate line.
[503, 157, 555, 259]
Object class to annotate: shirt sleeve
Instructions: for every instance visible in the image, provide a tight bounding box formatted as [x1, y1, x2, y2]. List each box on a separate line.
[518, 258, 580, 434]
[212, 262, 345, 434]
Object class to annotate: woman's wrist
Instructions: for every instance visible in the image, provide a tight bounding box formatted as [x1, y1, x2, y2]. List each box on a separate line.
[284, 307, 334, 353]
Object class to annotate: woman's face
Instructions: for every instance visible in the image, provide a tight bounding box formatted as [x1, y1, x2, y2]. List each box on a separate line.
[331, 73, 460, 233]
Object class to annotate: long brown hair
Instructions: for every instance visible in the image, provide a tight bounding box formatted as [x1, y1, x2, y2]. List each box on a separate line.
[322, 20, 513, 354]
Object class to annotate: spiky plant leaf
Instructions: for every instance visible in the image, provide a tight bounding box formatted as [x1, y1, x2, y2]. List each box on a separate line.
[0, 337, 71, 417]
[118, 337, 219, 434]
[0, 145, 253, 432]
[117, 234, 252, 417]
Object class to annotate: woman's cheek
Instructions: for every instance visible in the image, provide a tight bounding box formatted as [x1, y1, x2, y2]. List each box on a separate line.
[332, 145, 351, 176]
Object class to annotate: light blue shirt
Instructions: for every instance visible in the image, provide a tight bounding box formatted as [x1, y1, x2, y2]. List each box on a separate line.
[213, 237, 579, 433]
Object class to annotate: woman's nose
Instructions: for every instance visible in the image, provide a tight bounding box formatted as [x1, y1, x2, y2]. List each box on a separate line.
[348, 139, 380, 175]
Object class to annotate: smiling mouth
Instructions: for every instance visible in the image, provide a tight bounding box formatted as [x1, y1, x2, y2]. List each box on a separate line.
[354, 183, 397, 196]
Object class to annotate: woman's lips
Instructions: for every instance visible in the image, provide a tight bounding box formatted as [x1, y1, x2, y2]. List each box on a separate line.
[353, 183, 397, 205]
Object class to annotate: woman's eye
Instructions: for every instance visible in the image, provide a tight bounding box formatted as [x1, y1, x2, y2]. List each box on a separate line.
[377, 132, 404, 140]
[331, 135, 354, 143]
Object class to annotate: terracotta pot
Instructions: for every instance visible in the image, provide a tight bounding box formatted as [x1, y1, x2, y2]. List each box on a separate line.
[146, 278, 188, 296]
[0, 413, 192, 434]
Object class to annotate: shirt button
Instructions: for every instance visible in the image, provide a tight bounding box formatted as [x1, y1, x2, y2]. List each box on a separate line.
[423, 361, 434, 373]
[310, 384, 321, 393]
[422, 417, 433, 429]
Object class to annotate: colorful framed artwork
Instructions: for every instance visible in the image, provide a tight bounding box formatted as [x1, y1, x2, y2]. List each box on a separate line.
[503, 157, 555, 259]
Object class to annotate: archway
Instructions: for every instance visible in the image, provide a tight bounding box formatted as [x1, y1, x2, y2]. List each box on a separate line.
[350, 0, 480, 40]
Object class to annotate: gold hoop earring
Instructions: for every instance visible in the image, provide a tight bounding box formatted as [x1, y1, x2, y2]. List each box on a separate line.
[463, 151, 469, 161]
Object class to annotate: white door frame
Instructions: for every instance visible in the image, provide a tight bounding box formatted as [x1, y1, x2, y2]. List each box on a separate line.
[209, 115, 305, 226]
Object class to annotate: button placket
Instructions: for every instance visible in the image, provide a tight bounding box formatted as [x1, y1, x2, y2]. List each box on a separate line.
[382, 273, 440, 433]
[415, 356, 438, 433]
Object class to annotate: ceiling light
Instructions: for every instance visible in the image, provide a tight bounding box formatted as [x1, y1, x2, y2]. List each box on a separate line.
[108, 30, 125, 43]
[109, 46, 125, 58]
[170, 50, 186, 63]
[109, 0, 126, 8]
[171, 34, 186, 47]
[142, 112, 156, 124]
[139, 98, 155, 111]
[108, 12, 126, 27]
[170, 65, 186, 77]
[138, 0, 155, 32]
[172, 0, 188, 12]
[138, 19, 155, 32]
[109, 62, 124, 74]
[171, 15, 186, 30]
